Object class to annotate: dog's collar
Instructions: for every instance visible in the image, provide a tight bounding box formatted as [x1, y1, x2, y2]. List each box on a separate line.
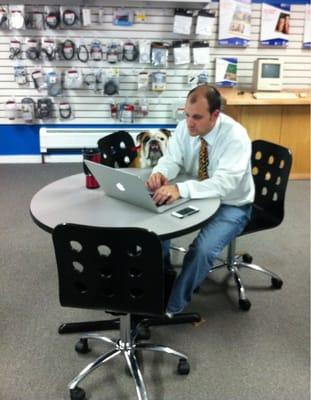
[132, 145, 141, 152]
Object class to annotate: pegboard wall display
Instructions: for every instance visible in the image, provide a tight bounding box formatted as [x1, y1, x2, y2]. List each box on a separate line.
[0, 1, 310, 126]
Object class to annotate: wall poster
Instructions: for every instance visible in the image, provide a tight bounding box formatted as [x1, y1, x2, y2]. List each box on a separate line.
[260, 2, 291, 47]
[218, 0, 251, 47]
[215, 57, 238, 87]
[303, 4, 311, 48]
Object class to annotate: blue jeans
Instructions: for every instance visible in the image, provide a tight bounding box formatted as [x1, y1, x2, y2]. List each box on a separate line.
[164, 204, 252, 313]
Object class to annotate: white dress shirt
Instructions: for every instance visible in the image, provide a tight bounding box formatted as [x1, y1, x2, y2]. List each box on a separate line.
[152, 113, 255, 206]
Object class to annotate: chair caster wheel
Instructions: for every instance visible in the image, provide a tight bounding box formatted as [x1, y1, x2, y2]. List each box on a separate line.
[136, 325, 151, 341]
[70, 387, 86, 400]
[239, 298, 251, 311]
[177, 358, 190, 375]
[242, 253, 253, 263]
[271, 277, 283, 289]
[75, 338, 90, 354]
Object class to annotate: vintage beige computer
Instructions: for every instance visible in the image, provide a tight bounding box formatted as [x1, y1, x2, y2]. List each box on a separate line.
[253, 58, 297, 99]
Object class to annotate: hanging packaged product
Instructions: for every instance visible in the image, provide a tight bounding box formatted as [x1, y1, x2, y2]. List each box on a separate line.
[137, 71, 149, 91]
[58, 102, 73, 120]
[46, 70, 62, 97]
[77, 43, 89, 63]
[5, 99, 18, 120]
[123, 41, 139, 62]
[107, 42, 122, 63]
[63, 69, 83, 89]
[60, 6, 81, 28]
[173, 9, 193, 35]
[171, 99, 185, 122]
[103, 69, 120, 96]
[188, 70, 209, 86]
[21, 97, 35, 123]
[139, 40, 151, 64]
[14, 64, 28, 86]
[113, 8, 134, 26]
[41, 38, 57, 61]
[136, 97, 149, 117]
[9, 5, 25, 30]
[83, 71, 97, 92]
[191, 41, 210, 65]
[151, 42, 170, 67]
[90, 40, 103, 62]
[36, 98, 53, 119]
[81, 8, 91, 27]
[135, 9, 146, 23]
[110, 102, 118, 119]
[152, 71, 167, 91]
[9, 39, 22, 60]
[25, 7, 44, 30]
[173, 41, 191, 65]
[31, 69, 46, 91]
[44, 6, 60, 29]
[195, 10, 215, 36]
[119, 103, 135, 123]
[25, 38, 41, 61]
[61, 39, 76, 61]
[0, 6, 9, 29]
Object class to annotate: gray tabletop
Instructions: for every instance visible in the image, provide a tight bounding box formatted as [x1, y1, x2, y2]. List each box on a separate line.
[30, 170, 220, 240]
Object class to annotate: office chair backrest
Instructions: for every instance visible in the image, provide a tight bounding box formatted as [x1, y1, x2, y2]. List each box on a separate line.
[97, 131, 137, 168]
[52, 224, 167, 316]
[251, 140, 292, 222]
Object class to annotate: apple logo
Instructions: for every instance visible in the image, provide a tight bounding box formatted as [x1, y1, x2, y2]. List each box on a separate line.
[116, 182, 126, 192]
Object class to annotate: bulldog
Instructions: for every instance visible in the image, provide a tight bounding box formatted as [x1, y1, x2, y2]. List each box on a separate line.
[135, 129, 171, 168]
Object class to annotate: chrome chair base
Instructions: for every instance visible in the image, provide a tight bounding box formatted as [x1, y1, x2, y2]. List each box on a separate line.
[171, 239, 283, 311]
[68, 315, 189, 400]
[210, 239, 283, 311]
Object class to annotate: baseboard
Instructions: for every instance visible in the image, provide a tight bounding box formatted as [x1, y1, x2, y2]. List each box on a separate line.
[0, 155, 82, 163]
[0, 155, 42, 163]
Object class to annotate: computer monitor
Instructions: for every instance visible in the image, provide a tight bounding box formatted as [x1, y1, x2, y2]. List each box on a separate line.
[253, 58, 284, 91]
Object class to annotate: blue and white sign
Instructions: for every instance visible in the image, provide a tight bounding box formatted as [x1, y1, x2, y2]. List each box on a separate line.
[260, 3, 291, 47]
[215, 57, 238, 87]
[218, 0, 251, 47]
[303, 4, 311, 48]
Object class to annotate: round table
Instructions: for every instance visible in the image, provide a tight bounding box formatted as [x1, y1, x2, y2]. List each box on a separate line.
[30, 171, 220, 240]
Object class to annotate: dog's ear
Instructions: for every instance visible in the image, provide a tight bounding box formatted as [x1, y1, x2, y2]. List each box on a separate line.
[160, 128, 171, 138]
[136, 131, 149, 143]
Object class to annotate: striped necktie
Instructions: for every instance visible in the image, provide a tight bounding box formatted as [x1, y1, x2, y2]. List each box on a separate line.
[198, 137, 209, 181]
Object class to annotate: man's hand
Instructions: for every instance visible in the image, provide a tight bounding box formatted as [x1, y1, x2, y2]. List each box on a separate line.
[146, 172, 168, 192]
[153, 184, 180, 205]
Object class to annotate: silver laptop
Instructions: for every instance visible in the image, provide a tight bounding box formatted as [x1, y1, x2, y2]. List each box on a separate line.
[85, 160, 188, 213]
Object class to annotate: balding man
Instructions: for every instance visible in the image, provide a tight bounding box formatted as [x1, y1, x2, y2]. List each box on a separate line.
[146, 84, 255, 316]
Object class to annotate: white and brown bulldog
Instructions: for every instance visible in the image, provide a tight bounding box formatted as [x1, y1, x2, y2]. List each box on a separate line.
[134, 129, 171, 168]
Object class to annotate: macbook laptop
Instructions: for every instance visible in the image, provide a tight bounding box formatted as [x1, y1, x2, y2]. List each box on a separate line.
[85, 160, 188, 213]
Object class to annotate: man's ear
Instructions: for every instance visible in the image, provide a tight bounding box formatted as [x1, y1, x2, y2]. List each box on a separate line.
[160, 128, 171, 138]
[212, 110, 220, 119]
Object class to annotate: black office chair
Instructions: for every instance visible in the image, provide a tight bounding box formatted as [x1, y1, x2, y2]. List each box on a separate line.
[172, 140, 292, 311]
[52, 224, 190, 400]
[97, 130, 138, 167]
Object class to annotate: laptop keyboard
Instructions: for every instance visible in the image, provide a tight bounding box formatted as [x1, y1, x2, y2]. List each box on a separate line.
[149, 192, 167, 207]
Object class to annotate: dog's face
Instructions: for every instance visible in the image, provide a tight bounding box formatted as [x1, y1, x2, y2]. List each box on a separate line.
[136, 129, 171, 167]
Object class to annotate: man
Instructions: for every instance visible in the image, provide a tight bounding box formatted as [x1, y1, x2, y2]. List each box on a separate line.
[146, 84, 255, 316]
